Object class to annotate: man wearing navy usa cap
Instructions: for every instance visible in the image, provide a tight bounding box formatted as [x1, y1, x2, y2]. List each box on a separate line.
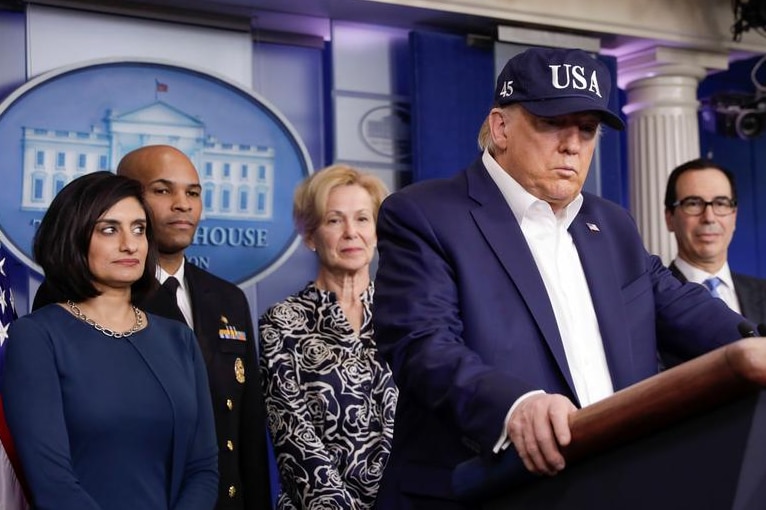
[372, 47, 749, 509]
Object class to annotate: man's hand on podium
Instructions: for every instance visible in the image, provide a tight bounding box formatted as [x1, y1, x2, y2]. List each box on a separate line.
[508, 393, 577, 476]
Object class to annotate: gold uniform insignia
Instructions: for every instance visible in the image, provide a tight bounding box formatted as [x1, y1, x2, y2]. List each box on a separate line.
[234, 357, 245, 384]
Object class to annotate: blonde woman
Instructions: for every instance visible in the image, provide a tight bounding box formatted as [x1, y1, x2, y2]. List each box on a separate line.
[259, 165, 397, 509]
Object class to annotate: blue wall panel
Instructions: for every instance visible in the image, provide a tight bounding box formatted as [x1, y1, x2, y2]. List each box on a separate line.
[699, 55, 766, 277]
[410, 31, 494, 182]
[597, 56, 627, 208]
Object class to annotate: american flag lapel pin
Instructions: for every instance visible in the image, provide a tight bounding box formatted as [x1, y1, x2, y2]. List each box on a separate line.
[586, 222, 600, 232]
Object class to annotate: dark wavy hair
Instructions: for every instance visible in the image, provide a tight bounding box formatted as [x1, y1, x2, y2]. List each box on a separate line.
[33, 171, 158, 304]
[664, 158, 737, 211]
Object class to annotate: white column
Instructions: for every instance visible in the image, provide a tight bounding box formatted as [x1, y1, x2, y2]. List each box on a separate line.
[617, 46, 729, 264]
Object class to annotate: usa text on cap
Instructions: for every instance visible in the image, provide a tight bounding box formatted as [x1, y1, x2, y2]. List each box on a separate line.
[494, 47, 625, 130]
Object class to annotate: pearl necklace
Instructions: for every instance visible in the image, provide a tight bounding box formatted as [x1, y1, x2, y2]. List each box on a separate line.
[67, 300, 143, 338]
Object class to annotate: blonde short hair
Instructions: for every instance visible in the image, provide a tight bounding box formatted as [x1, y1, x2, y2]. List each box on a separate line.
[293, 164, 389, 237]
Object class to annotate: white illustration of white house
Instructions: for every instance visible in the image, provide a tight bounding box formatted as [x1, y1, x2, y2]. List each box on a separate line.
[20, 101, 275, 221]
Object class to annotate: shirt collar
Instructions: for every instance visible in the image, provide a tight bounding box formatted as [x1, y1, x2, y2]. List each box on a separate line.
[157, 259, 188, 292]
[673, 257, 735, 289]
[482, 149, 583, 228]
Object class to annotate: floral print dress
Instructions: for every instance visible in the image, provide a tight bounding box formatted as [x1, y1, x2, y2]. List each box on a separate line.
[259, 282, 398, 510]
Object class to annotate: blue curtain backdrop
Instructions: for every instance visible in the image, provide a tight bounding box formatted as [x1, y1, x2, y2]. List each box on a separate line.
[699, 54, 766, 277]
[409, 31, 494, 182]
[598, 57, 627, 208]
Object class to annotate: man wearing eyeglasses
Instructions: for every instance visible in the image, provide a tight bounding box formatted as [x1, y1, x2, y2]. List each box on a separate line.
[664, 158, 766, 324]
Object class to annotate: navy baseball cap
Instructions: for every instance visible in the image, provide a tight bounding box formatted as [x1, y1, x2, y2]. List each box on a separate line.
[494, 47, 625, 130]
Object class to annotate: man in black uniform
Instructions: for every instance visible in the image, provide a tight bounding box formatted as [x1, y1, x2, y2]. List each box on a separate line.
[34, 145, 273, 509]
[119, 145, 272, 510]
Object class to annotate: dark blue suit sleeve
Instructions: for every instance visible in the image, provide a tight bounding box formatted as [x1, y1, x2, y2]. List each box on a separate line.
[373, 191, 534, 453]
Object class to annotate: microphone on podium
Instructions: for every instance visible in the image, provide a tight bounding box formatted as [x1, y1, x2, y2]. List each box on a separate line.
[737, 321, 766, 338]
[738, 321, 758, 338]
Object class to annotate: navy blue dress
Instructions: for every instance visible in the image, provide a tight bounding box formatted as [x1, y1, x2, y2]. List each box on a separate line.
[1, 304, 218, 510]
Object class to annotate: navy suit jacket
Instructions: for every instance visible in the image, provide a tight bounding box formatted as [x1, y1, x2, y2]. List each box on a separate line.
[372, 158, 747, 509]
[668, 261, 766, 325]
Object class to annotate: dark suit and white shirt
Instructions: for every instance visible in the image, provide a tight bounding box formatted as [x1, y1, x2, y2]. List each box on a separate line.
[669, 258, 741, 313]
[372, 153, 748, 509]
[669, 258, 766, 325]
[158, 264, 194, 326]
[372, 47, 751, 509]
[485, 150, 613, 409]
[663, 159, 766, 329]
[485, 149, 613, 452]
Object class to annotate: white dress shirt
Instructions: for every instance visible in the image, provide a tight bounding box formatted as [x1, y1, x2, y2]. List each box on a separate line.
[482, 150, 614, 451]
[157, 261, 195, 329]
[672, 257, 742, 314]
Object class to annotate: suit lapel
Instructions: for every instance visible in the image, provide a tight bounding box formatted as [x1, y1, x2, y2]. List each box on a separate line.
[570, 205, 635, 391]
[184, 263, 216, 363]
[668, 261, 687, 283]
[466, 163, 577, 396]
[733, 273, 751, 319]
[732, 272, 766, 324]
[184, 263, 203, 338]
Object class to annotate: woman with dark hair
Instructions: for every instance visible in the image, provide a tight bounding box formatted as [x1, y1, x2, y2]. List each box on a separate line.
[1, 171, 218, 510]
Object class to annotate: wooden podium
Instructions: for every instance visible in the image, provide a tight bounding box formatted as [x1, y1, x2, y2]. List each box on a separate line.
[452, 338, 766, 509]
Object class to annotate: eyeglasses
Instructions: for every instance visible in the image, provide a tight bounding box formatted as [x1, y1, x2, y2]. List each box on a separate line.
[672, 196, 737, 216]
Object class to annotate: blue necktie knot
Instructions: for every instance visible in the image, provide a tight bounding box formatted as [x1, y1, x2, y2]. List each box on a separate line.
[703, 277, 722, 298]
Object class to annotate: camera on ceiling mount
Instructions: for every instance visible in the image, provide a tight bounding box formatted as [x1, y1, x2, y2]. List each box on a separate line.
[732, 0, 766, 41]
[700, 91, 766, 140]
[700, 50, 766, 141]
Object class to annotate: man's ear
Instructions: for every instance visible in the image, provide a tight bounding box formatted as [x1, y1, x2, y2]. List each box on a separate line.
[488, 108, 509, 151]
[664, 209, 675, 232]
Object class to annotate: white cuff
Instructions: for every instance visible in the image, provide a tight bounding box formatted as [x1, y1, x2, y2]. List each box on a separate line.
[492, 389, 546, 453]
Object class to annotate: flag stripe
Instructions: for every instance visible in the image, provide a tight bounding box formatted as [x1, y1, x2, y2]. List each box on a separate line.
[0, 244, 30, 509]
[0, 395, 30, 507]
[0, 446, 29, 510]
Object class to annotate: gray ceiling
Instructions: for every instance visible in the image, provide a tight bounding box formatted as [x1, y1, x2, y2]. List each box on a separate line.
[20, 0, 530, 40]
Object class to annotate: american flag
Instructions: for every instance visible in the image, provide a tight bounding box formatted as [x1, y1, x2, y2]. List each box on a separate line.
[155, 79, 169, 93]
[0, 243, 29, 509]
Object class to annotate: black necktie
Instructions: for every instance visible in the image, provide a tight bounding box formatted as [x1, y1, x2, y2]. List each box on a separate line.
[163, 276, 180, 296]
[162, 277, 186, 324]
